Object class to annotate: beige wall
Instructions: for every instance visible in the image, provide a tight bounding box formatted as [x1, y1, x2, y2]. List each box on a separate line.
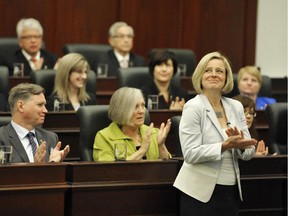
[256, 0, 287, 77]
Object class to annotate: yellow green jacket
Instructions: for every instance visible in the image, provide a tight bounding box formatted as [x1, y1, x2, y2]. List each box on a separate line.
[93, 122, 161, 161]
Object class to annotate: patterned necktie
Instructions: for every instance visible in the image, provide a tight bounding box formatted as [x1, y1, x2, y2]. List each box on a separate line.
[30, 57, 37, 63]
[27, 132, 37, 156]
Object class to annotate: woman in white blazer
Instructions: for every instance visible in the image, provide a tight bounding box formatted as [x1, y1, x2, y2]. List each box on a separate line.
[173, 52, 257, 216]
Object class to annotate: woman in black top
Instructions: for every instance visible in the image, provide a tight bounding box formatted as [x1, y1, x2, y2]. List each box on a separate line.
[141, 49, 189, 110]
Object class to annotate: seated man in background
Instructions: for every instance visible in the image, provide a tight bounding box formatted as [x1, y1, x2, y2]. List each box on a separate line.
[7, 18, 59, 76]
[0, 83, 70, 163]
[237, 66, 276, 110]
[96, 21, 146, 76]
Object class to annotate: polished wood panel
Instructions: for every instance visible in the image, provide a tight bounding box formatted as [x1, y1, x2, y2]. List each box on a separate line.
[67, 160, 180, 215]
[0, 163, 68, 216]
[239, 156, 287, 216]
[9, 76, 30, 90]
[0, 0, 257, 74]
[96, 76, 117, 92]
[0, 157, 286, 216]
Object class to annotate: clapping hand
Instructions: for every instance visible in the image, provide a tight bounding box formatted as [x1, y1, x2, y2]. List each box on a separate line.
[255, 140, 269, 156]
[49, 142, 70, 162]
[169, 97, 185, 110]
[34, 141, 47, 163]
[34, 57, 44, 70]
[223, 127, 257, 151]
[157, 119, 171, 146]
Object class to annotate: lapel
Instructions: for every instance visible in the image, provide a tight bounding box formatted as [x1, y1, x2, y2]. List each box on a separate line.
[35, 129, 45, 144]
[7, 124, 30, 162]
[221, 98, 235, 127]
[109, 50, 121, 67]
[199, 94, 228, 141]
[35, 128, 52, 162]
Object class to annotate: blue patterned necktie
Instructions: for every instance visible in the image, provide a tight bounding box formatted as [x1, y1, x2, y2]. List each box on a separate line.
[27, 132, 37, 156]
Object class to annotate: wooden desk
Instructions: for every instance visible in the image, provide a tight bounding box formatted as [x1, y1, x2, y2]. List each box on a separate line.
[239, 155, 287, 216]
[0, 157, 286, 216]
[0, 163, 68, 216]
[176, 156, 287, 216]
[67, 160, 180, 215]
[9, 76, 31, 90]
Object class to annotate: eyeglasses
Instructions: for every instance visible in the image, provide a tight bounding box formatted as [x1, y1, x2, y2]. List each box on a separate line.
[20, 35, 42, 40]
[244, 110, 257, 117]
[113, 34, 134, 39]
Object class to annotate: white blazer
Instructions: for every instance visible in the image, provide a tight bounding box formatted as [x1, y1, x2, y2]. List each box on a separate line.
[173, 94, 255, 203]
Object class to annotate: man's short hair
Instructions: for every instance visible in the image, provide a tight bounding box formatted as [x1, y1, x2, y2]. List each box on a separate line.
[8, 83, 45, 113]
[108, 21, 134, 37]
[16, 18, 43, 38]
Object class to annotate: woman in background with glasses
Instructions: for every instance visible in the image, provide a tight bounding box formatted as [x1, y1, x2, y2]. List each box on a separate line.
[233, 94, 269, 156]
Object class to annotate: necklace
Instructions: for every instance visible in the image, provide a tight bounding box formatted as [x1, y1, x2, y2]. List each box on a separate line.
[215, 111, 223, 118]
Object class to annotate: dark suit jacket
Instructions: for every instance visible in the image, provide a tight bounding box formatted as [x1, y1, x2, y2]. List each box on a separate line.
[141, 81, 189, 109]
[45, 92, 97, 111]
[5, 49, 57, 76]
[0, 123, 58, 163]
[94, 49, 146, 76]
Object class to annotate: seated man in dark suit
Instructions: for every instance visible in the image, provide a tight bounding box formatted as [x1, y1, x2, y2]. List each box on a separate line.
[96, 21, 146, 76]
[6, 18, 59, 76]
[0, 83, 70, 163]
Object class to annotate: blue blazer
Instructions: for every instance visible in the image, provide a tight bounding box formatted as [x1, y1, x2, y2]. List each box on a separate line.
[0, 123, 58, 163]
[174, 94, 255, 202]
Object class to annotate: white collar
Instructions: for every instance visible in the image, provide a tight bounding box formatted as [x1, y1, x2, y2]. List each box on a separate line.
[11, 120, 36, 139]
[114, 50, 130, 62]
[22, 49, 41, 61]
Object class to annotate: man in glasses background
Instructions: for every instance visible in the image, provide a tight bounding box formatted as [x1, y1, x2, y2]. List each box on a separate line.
[8, 18, 59, 76]
[96, 21, 146, 77]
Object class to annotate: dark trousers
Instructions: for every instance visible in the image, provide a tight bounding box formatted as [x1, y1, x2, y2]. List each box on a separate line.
[180, 184, 239, 216]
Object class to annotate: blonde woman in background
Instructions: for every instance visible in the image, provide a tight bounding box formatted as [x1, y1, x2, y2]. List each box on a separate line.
[237, 66, 276, 110]
[46, 53, 96, 111]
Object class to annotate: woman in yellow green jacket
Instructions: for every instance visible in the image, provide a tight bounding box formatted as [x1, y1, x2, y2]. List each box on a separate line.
[93, 87, 171, 161]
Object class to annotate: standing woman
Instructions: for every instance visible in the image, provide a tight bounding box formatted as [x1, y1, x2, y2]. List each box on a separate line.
[174, 52, 257, 216]
[46, 53, 97, 111]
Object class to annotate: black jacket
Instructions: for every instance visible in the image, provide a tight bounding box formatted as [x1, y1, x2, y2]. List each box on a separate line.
[93, 49, 146, 76]
[46, 92, 97, 111]
[141, 81, 189, 110]
[7, 49, 57, 76]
